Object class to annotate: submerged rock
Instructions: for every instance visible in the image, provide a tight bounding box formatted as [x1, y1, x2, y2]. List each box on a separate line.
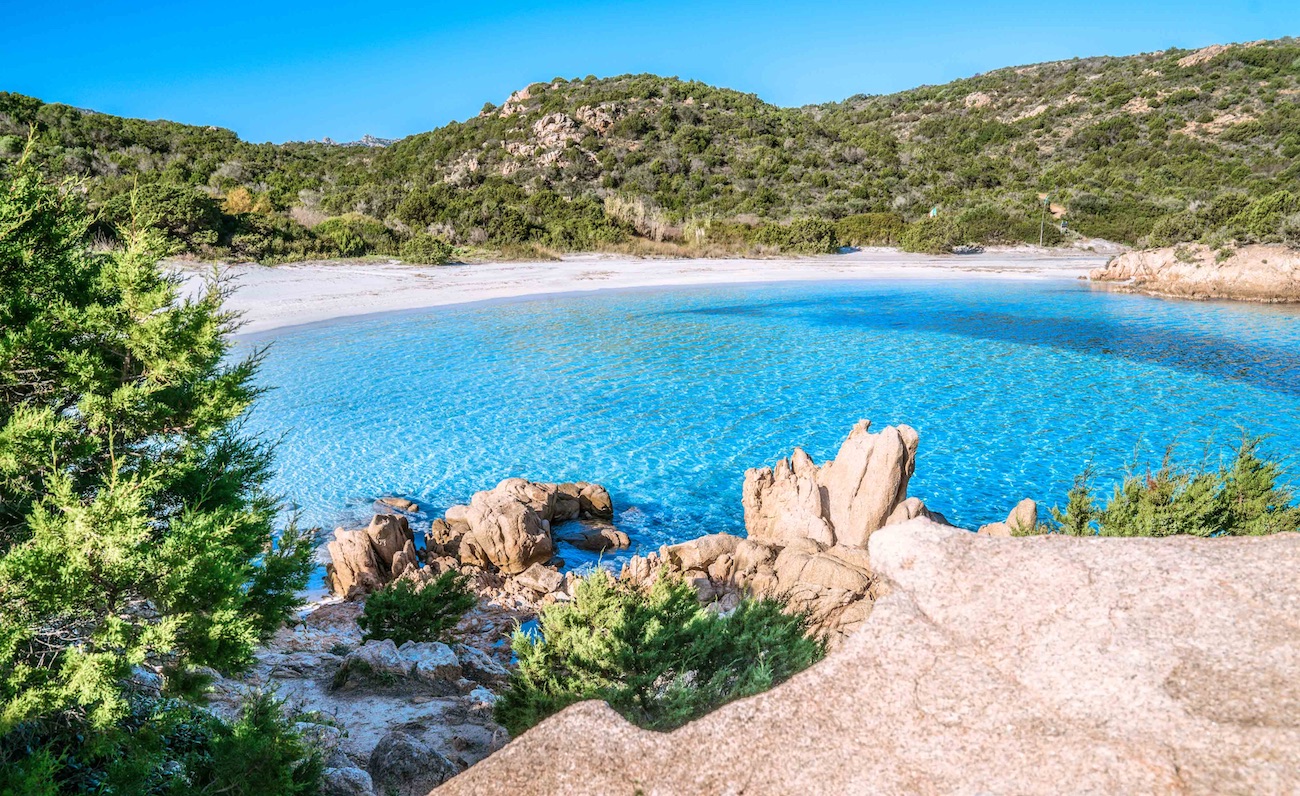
[437, 520, 1300, 795]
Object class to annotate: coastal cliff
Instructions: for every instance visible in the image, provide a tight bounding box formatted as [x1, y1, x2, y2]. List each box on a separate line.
[1090, 243, 1300, 302]
[434, 520, 1300, 795]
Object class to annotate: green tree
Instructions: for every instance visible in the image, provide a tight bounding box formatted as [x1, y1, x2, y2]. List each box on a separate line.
[0, 158, 316, 789]
[1044, 440, 1299, 537]
[358, 572, 476, 646]
[496, 572, 823, 735]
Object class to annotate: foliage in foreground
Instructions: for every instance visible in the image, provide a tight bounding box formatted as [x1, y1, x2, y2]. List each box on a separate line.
[0, 157, 318, 790]
[1038, 438, 1300, 537]
[358, 571, 477, 646]
[495, 572, 824, 735]
[0, 692, 323, 796]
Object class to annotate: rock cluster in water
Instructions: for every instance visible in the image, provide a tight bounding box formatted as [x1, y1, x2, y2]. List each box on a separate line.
[328, 478, 626, 607]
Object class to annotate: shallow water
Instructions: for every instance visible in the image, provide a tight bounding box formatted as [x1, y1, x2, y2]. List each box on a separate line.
[238, 279, 1300, 586]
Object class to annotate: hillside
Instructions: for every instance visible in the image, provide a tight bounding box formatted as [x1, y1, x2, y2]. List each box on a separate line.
[2, 39, 1299, 261]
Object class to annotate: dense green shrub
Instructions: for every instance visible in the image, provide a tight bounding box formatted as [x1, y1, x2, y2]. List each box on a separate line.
[313, 213, 398, 257]
[899, 216, 962, 253]
[1040, 439, 1300, 537]
[400, 232, 455, 264]
[0, 693, 323, 796]
[755, 217, 838, 253]
[0, 157, 317, 791]
[100, 182, 223, 250]
[495, 572, 823, 735]
[835, 212, 904, 246]
[358, 572, 476, 646]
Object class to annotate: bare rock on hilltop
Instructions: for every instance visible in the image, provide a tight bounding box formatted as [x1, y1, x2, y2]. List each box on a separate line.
[435, 520, 1300, 795]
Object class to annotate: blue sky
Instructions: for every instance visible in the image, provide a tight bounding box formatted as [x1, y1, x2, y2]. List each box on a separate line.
[3, 1, 1297, 143]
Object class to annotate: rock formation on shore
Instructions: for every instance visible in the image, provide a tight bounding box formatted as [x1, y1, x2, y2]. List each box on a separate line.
[620, 420, 963, 643]
[328, 479, 624, 604]
[1090, 243, 1300, 302]
[434, 520, 1300, 795]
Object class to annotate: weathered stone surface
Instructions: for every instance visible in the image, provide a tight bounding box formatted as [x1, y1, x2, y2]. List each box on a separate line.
[555, 522, 630, 552]
[367, 514, 415, 569]
[1090, 243, 1300, 303]
[345, 639, 410, 679]
[400, 641, 462, 684]
[662, 533, 740, 572]
[376, 496, 419, 513]
[460, 483, 553, 575]
[742, 448, 834, 546]
[454, 643, 509, 684]
[742, 420, 918, 548]
[320, 766, 374, 796]
[326, 528, 384, 598]
[512, 562, 564, 596]
[979, 498, 1038, 537]
[371, 731, 458, 796]
[435, 521, 1300, 795]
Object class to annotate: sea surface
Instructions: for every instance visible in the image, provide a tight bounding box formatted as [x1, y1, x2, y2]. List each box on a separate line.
[237, 279, 1300, 586]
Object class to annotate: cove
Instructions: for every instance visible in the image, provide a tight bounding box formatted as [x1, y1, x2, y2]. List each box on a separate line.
[238, 278, 1300, 584]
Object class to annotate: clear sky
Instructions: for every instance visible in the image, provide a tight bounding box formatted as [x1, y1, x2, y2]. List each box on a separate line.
[3, 1, 1297, 143]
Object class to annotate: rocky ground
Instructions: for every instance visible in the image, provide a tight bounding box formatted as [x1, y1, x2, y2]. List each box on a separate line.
[435, 519, 1300, 796]
[1090, 243, 1300, 302]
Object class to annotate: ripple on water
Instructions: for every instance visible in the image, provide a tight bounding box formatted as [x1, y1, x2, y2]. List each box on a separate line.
[237, 279, 1300, 589]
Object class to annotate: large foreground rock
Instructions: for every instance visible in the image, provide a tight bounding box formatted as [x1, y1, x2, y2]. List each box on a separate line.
[436, 520, 1300, 795]
[1090, 243, 1300, 302]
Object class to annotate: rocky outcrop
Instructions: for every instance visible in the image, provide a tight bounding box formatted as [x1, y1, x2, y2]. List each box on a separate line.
[435, 520, 1300, 795]
[370, 731, 458, 796]
[206, 599, 513, 794]
[976, 497, 1038, 537]
[445, 479, 619, 576]
[742, 420, 922, 548]
[330, 479, 623, 598]
[619, 421, 930, 642]
[1090, 244, 1300, 303]
[327, 513, 419, 598]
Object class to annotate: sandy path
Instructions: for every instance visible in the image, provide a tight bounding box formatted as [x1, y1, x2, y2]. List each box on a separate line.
[173, 248, 1112, 336]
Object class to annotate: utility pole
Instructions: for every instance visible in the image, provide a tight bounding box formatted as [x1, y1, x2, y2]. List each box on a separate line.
[1039, 193, 1049, 247]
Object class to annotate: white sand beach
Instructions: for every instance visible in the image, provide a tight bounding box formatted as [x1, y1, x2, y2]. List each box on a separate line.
[174, 247, 1113, 335]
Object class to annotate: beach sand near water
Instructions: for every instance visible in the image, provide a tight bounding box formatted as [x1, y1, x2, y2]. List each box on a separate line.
[173, 247, 1113, 335]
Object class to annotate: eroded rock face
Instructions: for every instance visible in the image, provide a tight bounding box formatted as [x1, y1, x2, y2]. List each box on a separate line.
[743, 420, 922, 548]
[371, 731, 458, 796]
[327, 514, 419, 598]
[1090, 244, 1300, 303]
[441, 479, 622, 578]
[437, 521, 1300, 795]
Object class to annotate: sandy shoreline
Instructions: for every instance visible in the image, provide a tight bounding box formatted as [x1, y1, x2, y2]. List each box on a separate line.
[173, 247, 1113, 336]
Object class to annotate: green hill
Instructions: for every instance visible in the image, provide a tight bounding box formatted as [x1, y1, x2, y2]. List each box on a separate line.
[3, 38, 1299, 261]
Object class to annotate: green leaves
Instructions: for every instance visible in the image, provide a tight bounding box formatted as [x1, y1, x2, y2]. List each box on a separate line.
[1046, 438, 1299, 537]
[0, 159, 315, 787]
[496, 572, 823, 735]
[357, 571, 476, 647]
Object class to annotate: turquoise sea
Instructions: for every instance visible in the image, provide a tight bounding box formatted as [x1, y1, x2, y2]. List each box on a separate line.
[239, 278, 1300, 582]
